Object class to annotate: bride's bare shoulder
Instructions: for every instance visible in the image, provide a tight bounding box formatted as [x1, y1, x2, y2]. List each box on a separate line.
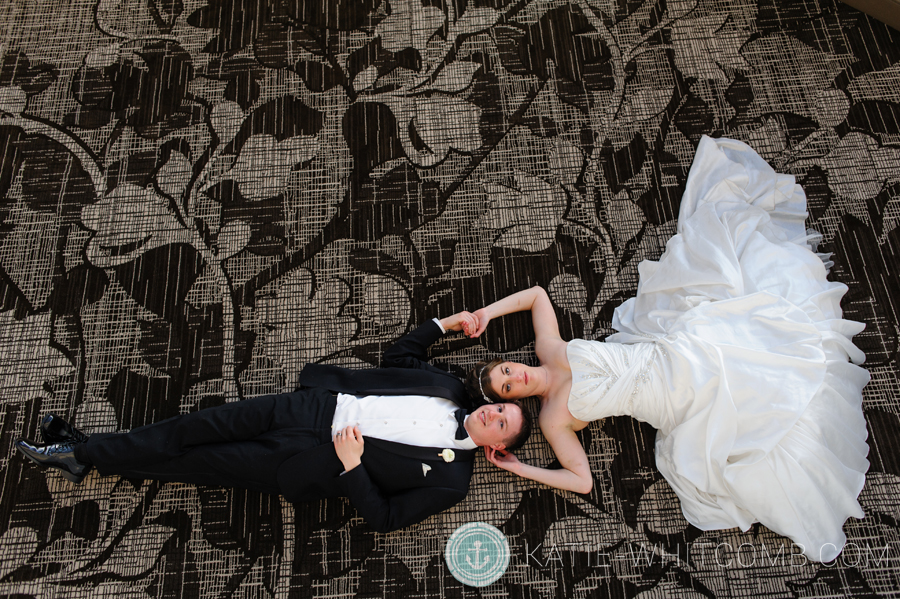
[536, 337, 570, 366]
[538, 393, 580, 432]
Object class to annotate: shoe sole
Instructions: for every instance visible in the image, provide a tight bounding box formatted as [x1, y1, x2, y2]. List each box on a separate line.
[58, 470, 86, 484]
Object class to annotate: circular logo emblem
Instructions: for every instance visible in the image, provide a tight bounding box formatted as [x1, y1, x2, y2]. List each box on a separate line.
[445, 522, 510, 587]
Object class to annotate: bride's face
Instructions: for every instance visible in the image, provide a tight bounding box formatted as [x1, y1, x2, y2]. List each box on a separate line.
[490, 362, 541, 400]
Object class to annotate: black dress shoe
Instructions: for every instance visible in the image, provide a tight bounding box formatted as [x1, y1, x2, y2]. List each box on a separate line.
[16, 440, 92, 483]
[40, 414, 89, 444]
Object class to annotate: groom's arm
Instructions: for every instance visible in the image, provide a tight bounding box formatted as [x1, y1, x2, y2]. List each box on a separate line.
[381, 312, 476, 372]
[332, 424, 471, 533]
[336, 462, 469, 533]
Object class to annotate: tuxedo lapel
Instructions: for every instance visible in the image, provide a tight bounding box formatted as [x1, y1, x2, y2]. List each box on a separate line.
[364, 437, 476, 462]
[363, 385, 460, 403]
[298, 365, 472, 408]
[360, 437, 476, 495]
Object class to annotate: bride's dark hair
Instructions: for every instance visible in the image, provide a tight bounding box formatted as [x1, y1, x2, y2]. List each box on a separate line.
[465, 358, 504, 404]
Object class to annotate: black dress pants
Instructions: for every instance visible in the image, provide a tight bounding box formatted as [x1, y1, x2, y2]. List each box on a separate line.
[76, 388, 337, 495]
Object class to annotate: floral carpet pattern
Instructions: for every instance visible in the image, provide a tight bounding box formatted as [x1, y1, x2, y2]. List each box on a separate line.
[0, 0, 899, 597]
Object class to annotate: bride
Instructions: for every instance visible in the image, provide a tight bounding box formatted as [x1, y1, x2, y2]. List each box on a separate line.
[464, 136, 870, 562]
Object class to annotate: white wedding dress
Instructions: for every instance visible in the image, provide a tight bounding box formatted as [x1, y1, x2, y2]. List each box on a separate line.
[566, 136, 870, 562]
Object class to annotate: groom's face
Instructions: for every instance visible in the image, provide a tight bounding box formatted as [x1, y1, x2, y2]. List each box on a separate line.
[465, 403, 523, 450]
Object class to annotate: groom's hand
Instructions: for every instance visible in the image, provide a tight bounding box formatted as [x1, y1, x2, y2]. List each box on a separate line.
[470, 308, 491, 337]
[334, 425, 364, 471]
[440, 311, 480, 337]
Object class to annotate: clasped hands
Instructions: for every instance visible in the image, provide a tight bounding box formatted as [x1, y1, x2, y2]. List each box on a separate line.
[440, 309, 491, 339]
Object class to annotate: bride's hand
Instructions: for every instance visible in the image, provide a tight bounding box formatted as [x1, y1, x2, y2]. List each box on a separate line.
[441, 311, 480, 337]
[470, 308, 491, 337]
[485, 447, 520, 473]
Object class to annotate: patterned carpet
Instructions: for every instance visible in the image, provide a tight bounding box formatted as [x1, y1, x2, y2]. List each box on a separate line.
[1, 0, 899, 597]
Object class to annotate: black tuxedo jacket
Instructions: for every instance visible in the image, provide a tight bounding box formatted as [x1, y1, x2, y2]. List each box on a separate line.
[279, 319, 481, 533]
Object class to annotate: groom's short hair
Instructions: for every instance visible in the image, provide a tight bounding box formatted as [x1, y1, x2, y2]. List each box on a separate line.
[503, 401, 532, 452]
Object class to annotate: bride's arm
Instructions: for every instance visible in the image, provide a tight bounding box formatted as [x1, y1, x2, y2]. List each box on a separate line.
[471, 286, 561, 345]
[485, 426, 593, 494]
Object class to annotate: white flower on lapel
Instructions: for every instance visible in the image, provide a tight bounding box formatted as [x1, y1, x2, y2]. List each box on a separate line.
[438, 449, 455, 463]
[422, 463, 432, 477]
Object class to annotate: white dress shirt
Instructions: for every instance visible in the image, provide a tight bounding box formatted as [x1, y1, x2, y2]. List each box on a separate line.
[332, 393, 477, 450]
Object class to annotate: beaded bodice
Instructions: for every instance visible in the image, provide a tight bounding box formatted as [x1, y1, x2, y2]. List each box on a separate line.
[565, 339, 667, 430]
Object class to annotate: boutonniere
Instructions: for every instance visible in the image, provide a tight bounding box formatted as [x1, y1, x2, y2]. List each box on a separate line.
[438, 449, 455, 463]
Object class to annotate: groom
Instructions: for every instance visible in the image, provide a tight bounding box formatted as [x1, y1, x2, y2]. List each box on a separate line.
[16, 312, 531, 533]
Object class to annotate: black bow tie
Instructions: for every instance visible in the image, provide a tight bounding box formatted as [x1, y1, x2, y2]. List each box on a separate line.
[454, 409, 469, 440]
